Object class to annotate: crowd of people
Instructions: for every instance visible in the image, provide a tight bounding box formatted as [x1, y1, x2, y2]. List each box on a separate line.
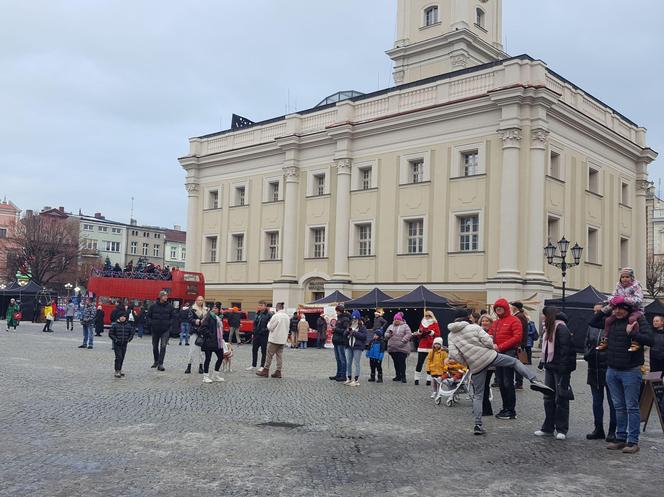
[94, 257, 177, 281]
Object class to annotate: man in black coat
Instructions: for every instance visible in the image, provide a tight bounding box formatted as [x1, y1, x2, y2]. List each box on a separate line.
[584, 304, 617, 441]
[248, 300, 272, 370]
[329, 305, 350, 381]
[589, 301, 653, 454]
[147, 291, 176, 371]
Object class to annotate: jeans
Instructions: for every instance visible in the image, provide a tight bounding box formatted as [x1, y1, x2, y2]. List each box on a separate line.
[252, 335, 268, 367]
[590, 382, 617, 435]
[541, 370, 571, 434]
[264, 342, 284, 371]
[136, 323, 144, 338]
[606, 367, 642, 444]
[333, 344, 347, 378]
[66, 316, 74, 330]
[299, 341, 307, 349]
[179, 322, 190, 344]
[389, 351, 408, 380]
[345, 347, 362, 379]
[471, 369, 488, 425]
[316, 334, 326, 349]
[82, 324, 94, 346]
[369, 359, 383, 379]
[114, 341, 128, 371]
[203, 350, 223, 373]
[151, 330, 170, 366]
[42, 320, 52, 332]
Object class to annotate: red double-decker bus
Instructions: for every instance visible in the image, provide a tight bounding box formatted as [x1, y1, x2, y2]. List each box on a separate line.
[87, 269, 205, 326]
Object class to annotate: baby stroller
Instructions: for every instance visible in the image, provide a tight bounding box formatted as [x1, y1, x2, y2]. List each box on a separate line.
[434, 370, 474, 407]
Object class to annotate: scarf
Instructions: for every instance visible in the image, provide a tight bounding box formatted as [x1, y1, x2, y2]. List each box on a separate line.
[421, 318, 435, 328]
[542, 320, 564, 364]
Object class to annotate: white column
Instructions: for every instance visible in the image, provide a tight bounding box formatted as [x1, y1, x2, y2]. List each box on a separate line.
[333, 159, 352, 280]
[280, 166, 300, 281]
[526, 128, 549, 280]
[634, 173, 649, 281]
[496, 128, 522, 279]
[184, 183, 200, 271]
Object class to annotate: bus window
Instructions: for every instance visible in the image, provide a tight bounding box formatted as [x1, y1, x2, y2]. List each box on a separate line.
[183, 274, 200, 282]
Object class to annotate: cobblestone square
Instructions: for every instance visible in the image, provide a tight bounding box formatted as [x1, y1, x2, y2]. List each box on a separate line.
[1, 323, 662, 497]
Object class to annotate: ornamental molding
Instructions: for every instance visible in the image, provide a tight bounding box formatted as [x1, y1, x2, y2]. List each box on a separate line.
[637, 179, 652, 193]
[335, 159, 352, 174]
[499, 128, 522, 149]
[185, 183, 199, 194]
[451, 54, 469, 69]
[530, 128, 550, 149]
[282, 165, 300, 180]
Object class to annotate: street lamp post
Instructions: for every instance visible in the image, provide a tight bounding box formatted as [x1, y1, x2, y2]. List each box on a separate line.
[64, 283, 73, 297]
[544, 236, 584, 310]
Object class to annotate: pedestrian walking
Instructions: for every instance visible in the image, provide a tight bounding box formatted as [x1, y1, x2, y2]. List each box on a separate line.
[179, 301, 191, 346]
[289, 312, 299, 348]
[200, 304, 227, 384]
[94, 306, 105, 336]
[584, 304, 617, 442]
[385, 312, 412, 383]
[316, 313, 327, 349]
[226, 307, 242, 345]
[479, 314, 495, 416]
[247, 300, 271, 370]
[413, 310, 440, 386]
[297, 314, 309, 349]
[5, 298, 20, 331]
[79, 298, 96, 349]
[109, 313, 135, 378]
[511, 301, 530, 389]
[256, 302, 290, 378]
[147, 290, 176, 372]
[135, 304, 146, 338]
[42, 303, 54, 332]
[534, 307, 577, 440]
[65, 299, 75, 331]
[367, 325, 386, 383]
[343, 310, 368, 386]
[185, 296, 206, 374]
[590, 301, 653, 454]
[329, 305, 351, 382]
[447, 308, 554, 436]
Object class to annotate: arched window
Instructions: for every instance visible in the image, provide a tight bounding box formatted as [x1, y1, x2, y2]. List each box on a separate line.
[424, 6, 439, 27]
[476, 7, 486, 28]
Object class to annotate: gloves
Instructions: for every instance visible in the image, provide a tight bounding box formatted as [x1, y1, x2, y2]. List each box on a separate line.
[609, 296, 625, 306]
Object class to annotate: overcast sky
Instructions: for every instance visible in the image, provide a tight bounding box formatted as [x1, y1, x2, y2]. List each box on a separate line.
[2, 0, 662, 229]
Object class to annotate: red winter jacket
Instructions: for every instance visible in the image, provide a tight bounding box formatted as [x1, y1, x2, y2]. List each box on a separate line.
[417, 321, 441, 351]
[490, 299, 522, 353]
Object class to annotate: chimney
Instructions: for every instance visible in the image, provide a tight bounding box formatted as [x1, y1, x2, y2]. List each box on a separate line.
[58, 206, 65, 213]
[173, 225, 181, 231]
[130, 218, 137, 226]
[94, 212, 102, 219]
[26, 209, 34, 217]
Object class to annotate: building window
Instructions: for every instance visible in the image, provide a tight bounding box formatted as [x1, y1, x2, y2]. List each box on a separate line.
[588, 166, 601, 194]
[0, 228, 7, 238]
[620, 237, 629, 269]
[462, 151, 479, 177]
[130, 241, 137, 255]
[587, 227, 599, 264]
[98, 226, 108, 232]
[359, 167, 372, 190]
[269, 182, 280, 202]
[143, 232, 149, 238]
[356, 223, 372, 256]
[153, 244, 160, 257]
[314, 174, 326, 196]
[311, 227, 326, 258]
[170, 246, 177, 259]
[105, 241, 120, 253]
[265, 231, 280, 260]
[84, 239, 97, 250]
[424, 6, 439, 26]
[208, 190, 219, 209]
[405, 219, 424, 254]
[621, 181, 630, 206]
[235, 186, 246, 206]
[83, 224, 93, 231]
[476, 8, 485, 28]
[142, 243, 149, 256]
[547, 216, 560, 244]
[155, 233, 161, 239]
[458, 215, 479, 252]
[550, 151, 562, 179]
[409, 159, 424, 184]
[206, 237, 217, 263]
[131, 230, 138, 236]
[111, 227, 121, 234]
[232, 234, 244, 262]
[181, 247, 186, 261]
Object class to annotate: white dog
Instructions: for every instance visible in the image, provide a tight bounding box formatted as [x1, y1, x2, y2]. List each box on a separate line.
[221, 343, 234, 373]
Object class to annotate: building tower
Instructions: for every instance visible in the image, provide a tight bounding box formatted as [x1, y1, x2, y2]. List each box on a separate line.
[387, 0, 506, 84]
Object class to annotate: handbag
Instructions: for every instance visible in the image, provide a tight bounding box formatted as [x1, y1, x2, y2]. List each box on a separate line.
[194, 334, 205, 347]
[516, 347, 529, 365]
[13, 312, 22, 321]
[557, 378, 575, 401]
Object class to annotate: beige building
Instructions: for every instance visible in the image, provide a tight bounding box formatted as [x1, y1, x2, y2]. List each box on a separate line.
[179, 0, 657, 310]
[125, 220, 165, 267]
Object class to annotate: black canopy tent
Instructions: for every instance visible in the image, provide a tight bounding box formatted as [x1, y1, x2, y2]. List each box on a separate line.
[307, 291, 351, 306]
[545, 285, 610, 352]
[645, 299, 664, 326]
[0, 281, 54, 322]
[344, 288, 394, 310]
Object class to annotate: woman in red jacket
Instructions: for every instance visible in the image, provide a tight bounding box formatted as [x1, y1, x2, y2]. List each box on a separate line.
[413, 310, 440, 386]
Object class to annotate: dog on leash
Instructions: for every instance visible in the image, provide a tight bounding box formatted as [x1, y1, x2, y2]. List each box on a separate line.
[221, 344, 234, 373]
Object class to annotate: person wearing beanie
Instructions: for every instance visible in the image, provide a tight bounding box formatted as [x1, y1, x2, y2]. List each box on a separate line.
[413, 310, 441, 386]
[448, 307, 554, 435]
[329, 305, 351, 381]
[427, 336, 448, 398]
[109, 312, 135, 378]
[367, 311, 387, 383]
[385, 312, 412, 383]
[343, 310, 368, 386]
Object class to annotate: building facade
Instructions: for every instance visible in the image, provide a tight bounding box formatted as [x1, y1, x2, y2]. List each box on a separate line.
[165, 227, 186, 269]
[179, 0, 657, 310]
[0, 199, 21, 282]
[125, 220, 166, 267]
[77, 213, 127, 267]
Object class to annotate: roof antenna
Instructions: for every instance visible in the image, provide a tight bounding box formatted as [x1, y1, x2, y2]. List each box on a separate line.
[130, 196, 134, 222]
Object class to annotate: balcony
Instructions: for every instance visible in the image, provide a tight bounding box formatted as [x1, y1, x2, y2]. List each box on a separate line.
[81, 248, 100, 257]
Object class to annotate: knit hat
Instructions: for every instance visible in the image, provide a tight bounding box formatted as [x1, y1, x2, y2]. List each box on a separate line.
[351, 310, 361, 320]
[453, 308, 470, 320]
[620, 267, 635, 279]
[394, 312, 404, 321]
[433, 337, 444, 347]
[510, 301, 524, 311]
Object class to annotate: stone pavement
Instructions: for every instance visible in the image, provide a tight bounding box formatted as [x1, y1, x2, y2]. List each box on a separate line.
[0, 322, 662, 497]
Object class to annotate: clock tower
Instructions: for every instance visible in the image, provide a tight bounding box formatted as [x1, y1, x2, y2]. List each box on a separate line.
[387, 0, 507, 84]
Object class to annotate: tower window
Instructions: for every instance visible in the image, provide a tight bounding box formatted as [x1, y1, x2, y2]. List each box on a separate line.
[476, 8, 486, 29]
[424, 6, 439, 27]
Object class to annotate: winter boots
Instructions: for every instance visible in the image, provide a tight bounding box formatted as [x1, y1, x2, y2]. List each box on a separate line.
[185, 364, 191, 374]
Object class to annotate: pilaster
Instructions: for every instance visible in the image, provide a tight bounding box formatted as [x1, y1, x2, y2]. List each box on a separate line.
[525, 128, 549, 282]
[184, 182, 200, 271]
[332, 159, 352, 283]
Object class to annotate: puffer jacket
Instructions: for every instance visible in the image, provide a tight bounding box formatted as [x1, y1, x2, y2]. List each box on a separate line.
[541, 314, 577, 374]
[372, 315, 387, 333]
[447, 321, 497, 373]
[188, 306, 209, 335]
[650, 328, 664, 374]
[109, 320, 135, 344]
[344, 325, 368, 350]
[589, 311, 653, 370]
[490, 299, 522, 354]
[385, 323, 412, 354]
[332, 312, 351, 346]
[583, 320, 609, 388]
[81, 304, 96, 325]
[147, 300, 175, 334]
[426, 348, 448, 376]
[199, 313, 222, 352]
[253, 310, 272, 338]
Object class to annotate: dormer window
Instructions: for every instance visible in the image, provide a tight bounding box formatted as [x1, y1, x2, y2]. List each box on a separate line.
[476, 8, 486, 29]
[424, 6, 439, 27]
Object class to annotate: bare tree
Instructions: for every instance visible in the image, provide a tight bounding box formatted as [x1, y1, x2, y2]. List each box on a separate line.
[645, 255, 664, 299]
[7, 214, 81, 287]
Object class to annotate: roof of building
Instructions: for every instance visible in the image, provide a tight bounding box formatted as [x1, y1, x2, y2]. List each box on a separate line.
[0, 200, 20, 213]
[165, 229, 186, 243]
[315, 90, 365, 107]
